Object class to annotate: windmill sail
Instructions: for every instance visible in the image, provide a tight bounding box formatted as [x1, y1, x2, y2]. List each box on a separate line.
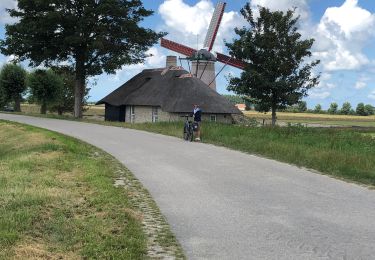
[216, 52, 247, 70]
[161, 38, 196, 57]
[203, 2, 226, 52]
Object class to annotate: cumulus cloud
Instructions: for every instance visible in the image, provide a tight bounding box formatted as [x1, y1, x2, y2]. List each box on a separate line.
[0, 0, 18, 25]
[355, 81, 366, 89]
[250, 0, 310, 21]
[112, 47, 166, 82]
[158, 0, 246, 54]
[369, 90, 375, 100]
[313, 0, 375, 71]
[309, 91, 331, 99]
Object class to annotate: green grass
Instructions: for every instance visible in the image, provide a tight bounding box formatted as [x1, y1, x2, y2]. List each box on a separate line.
[0, 121, 184, 259]
[244, 110, 375, 127]
[115, 121, 375, 187]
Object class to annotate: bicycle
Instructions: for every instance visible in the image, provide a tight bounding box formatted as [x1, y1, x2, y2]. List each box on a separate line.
[182, 115, 194, 142]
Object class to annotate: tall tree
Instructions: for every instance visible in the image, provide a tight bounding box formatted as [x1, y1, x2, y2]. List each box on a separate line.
[49, 67, 86, 115]
[340, 102, 351, 115]
[297, 101, 307, 112]
[1, 0, 164, 118]
[356, 103, 366, 116]
[314, 104, 322, 114]
[0, 63, 27, 112]
[28, 69, 64, 114]
[364, 104, 374, 116]
[226, 4, 320, 125]
[328, 102, 338, 114]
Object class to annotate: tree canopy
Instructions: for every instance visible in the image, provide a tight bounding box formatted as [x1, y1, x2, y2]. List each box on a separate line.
[1, 0, 165, 117]
[226, 4, 320, 125]
[0, 63, 27, 112]
[28, 69, 64, 114]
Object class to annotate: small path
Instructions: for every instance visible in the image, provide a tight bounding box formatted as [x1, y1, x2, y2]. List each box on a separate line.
[1, 114, 375, 260]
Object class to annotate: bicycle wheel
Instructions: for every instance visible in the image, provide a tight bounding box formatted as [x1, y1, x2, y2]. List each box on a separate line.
[183, 130, 189, 141]
[189, 128, 194, 142]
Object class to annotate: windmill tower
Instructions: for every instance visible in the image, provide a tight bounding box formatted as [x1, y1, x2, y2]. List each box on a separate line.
[161, 2, 246, 91]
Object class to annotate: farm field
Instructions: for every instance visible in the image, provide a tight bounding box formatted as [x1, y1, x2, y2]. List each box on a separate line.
[20, 103, 106, 120]
[19, 104, 375, 127]
[244, 110, 375, 127]
[0, 121, 183, 259]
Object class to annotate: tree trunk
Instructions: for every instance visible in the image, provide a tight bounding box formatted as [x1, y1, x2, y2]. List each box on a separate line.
[271, 104, 277, 126]
[58, 108, 63, 116]
[74, 51, 86, 118]
[41, 102, 47, 114]
[14, 95, 21, 112]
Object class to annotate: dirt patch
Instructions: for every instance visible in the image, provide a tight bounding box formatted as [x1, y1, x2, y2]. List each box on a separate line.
[13, 239, 79, 260]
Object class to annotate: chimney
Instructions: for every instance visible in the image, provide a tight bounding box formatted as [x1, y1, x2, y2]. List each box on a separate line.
[166, 56, 177, 68]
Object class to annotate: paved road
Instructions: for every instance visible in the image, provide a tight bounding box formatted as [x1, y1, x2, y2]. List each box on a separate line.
[1, 114, 375, 260]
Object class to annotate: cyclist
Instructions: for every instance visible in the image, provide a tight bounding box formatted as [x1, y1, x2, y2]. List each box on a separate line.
[192, 104, 202, 141]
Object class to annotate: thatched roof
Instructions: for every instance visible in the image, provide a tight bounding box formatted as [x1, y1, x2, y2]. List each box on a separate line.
[97, 68, 241, 114]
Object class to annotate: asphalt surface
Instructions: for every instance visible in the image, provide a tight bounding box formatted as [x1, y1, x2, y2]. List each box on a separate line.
[1, 113, 375, 260]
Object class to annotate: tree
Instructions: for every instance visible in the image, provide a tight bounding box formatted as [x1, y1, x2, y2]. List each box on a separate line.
[49, 67, 84, 115]
[28, 69, 64, 114]
[356, 103, 366, 116]
[364, 104, 374, 116]
[222, 95, 245, 105]
[1, 0, 164, 118]
[340, 102, 351, 115]
[314, 104, 322, 114]
[297, 101, 307, 112]
[226, 4, 320, 125]
[328, 102, 338, 114]
[0, 63, 27, 112]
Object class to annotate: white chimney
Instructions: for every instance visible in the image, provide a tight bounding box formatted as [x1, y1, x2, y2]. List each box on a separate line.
[166, 56, 177, 68]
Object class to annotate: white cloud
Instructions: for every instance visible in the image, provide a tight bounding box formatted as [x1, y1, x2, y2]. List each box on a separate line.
[112, 47, 166, 82]
[158, 0, 246, 54]
[313, 0, 375, 71]
[309, 91, 331, 99]
[355, 81, 366, 89]
[369, 90, 375, 100]
[354, 75, 370, 89]
[0, 0, 18, 25]
[250, 0, 310, 21]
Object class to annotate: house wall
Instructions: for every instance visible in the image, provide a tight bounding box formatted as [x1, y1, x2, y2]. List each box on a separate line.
[121, 105, 233, 124]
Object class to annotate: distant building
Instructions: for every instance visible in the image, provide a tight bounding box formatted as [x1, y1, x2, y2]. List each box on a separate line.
[235, 104, 246, 111]
[97, 66, 241, 123]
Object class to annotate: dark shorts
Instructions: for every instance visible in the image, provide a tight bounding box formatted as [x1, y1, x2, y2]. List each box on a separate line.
[193, 121, 201, 131]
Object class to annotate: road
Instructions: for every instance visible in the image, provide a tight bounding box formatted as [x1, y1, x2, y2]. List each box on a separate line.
[1, 113, 375, 260]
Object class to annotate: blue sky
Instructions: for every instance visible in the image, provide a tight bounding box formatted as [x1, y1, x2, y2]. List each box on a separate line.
[1, 0, 375, 109]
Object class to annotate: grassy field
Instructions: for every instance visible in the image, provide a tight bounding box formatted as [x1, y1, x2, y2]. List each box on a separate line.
[105, 121, 375, 187]
[244, 110, 375, 127]
[20, 103, 375, 127]
[0, 121, 183, 259]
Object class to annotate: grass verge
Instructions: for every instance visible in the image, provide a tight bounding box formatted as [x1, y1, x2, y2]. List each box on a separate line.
[0, 120, 184, 259]
[106, 121, 375, 187]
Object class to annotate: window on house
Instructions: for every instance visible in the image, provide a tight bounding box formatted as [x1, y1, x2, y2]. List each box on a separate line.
[210, 114, 217, 122]
[130, 106, 135, 123]
[152, 107, 158, 123]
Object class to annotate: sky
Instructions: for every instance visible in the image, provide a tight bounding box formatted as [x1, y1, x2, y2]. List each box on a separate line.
[1, 0, 375, 109]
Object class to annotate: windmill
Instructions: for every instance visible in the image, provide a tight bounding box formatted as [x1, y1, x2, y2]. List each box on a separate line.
[160, 2, 246, 91]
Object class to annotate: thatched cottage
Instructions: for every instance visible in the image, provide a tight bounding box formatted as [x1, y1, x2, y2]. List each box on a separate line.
[97, 66, 241, 123]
